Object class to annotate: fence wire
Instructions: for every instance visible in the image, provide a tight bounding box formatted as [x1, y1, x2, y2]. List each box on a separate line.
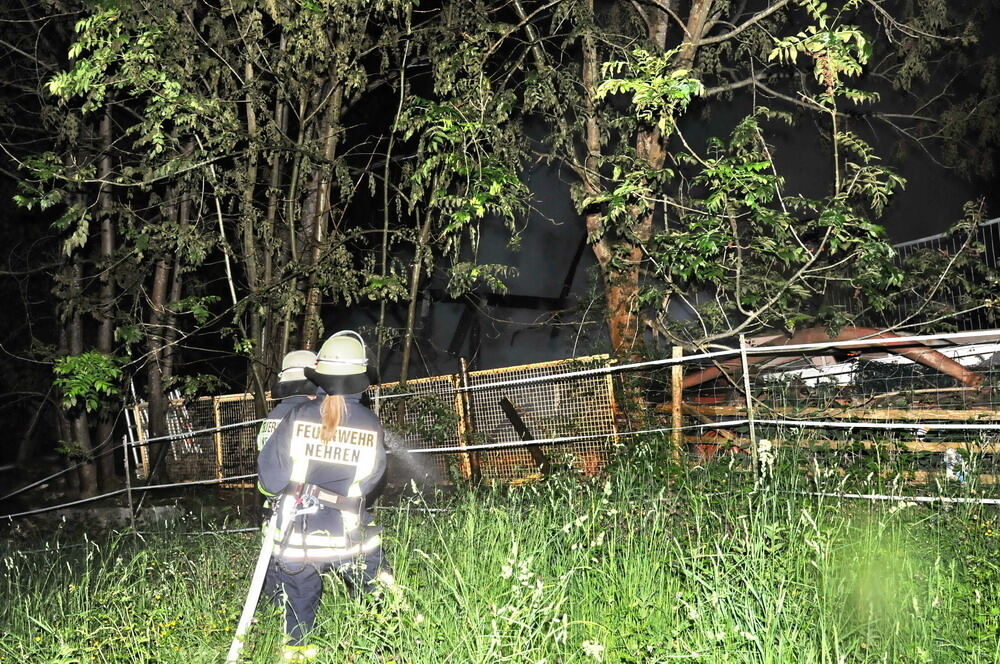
[5, 329, 1000, 523]
[829, 217, 1000, 332]
[122, 329, 1000, 490]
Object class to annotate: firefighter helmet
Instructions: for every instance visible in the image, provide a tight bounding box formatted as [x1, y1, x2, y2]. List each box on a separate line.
[271, 350, 318, 399]
[304, 330, 371, 395]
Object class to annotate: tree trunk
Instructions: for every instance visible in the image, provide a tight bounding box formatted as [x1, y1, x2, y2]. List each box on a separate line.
[678, 0, 714, 69]
[161, 191, 188, 386]
[54, 325, 80, 494]
[144, 257, 172, 484]
[68, 259, 99, 497]
[161, 141, 194, 387]
[261, 100, 286, 382]
[16, 391, 51, 468]
[581, 2, 641, 356]
[609, 5, 674, 359]
[261, 37, 288, 381]
[95, 107, 117, 488]
[242, 59, 268, 416]
[399, 209, 434, 384]
[301, 85, 344, 351]
[281, 94, 309, 356]
[583, 1, 705, 358]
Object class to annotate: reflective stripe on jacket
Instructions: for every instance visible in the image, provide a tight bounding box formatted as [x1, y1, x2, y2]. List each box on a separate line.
[258, 393, 386, 563]
[256, 395, 312, 452]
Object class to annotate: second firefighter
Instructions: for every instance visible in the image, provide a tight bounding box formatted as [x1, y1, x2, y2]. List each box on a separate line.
[257, 330, 396, 662]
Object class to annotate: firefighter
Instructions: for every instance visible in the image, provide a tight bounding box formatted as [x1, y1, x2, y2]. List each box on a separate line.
[256, 350, 318, 451]
[257, 350, 319, 608]
[257, 331, 396, 663]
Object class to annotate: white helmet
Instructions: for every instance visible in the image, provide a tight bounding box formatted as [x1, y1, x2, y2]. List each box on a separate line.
[271, 350, 318, 399]
[304, 330, 371, 395]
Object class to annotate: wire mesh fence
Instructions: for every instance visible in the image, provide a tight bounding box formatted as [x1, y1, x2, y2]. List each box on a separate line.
[665, 329, 1000, 488]
[123, 332, 1000, 490]
[214, 394, 268, 487]
[129, 355, 621, 485]
[830, 217, 1000, 332]
[7, 329, 1000, 525]
[131, 395, 227, 483]
[425, 355, 618, 482]
[371, 354, 621, 483]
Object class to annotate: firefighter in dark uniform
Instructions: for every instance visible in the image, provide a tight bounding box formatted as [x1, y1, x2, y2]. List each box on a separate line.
[257, 350, 319, 612]
[257, 331, 397, 663]
[256, 350, 318, 451]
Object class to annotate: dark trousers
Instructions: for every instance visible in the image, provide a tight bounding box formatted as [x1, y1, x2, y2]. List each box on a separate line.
[264, 547, 389, 646]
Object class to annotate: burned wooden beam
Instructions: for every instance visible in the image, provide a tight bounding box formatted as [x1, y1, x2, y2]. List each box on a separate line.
[499, 396, 551, 475]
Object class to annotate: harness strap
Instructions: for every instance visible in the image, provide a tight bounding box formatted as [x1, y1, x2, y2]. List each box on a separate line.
[273, 484, 366, 562]
[280, 484, 363, 513]
[312, 487, 363, 513]
[275, 484, 304, 560]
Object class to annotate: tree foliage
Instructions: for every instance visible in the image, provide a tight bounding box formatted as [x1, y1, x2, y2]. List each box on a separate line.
[1, 0, 998, 490]
[477, 0, 998, 351]
[53, 352, 124, 413]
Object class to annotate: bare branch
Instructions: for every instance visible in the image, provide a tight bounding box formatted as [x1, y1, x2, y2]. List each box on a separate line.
[754, 80, 844, 116]
[509, 0, 549, 68]
[698, 0, 793, 47]
[865, 0, 964, 42]
[0, 37, 56, 72]
[704, 72, 766, 96]
[635, 0, 692, 38]
[485, 0, 565, 63]
[0, 262, 63, 277]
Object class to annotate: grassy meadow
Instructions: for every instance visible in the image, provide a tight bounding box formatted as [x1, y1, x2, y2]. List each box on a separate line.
[2, 442, 999, 664]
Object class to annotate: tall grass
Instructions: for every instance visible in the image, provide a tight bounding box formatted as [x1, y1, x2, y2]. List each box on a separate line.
[2, 439, 999, 663]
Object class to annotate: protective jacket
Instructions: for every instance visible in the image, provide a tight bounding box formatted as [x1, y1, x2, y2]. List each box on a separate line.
[256, 395, 312, 451]
[257, 393, 386, 565]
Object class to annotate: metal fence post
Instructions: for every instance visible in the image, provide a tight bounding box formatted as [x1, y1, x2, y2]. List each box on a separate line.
[671, 346, 683, 464]
[121, 434, 137, 531]
[739, 335, 759, 481]
[213, 397, 224, 481]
